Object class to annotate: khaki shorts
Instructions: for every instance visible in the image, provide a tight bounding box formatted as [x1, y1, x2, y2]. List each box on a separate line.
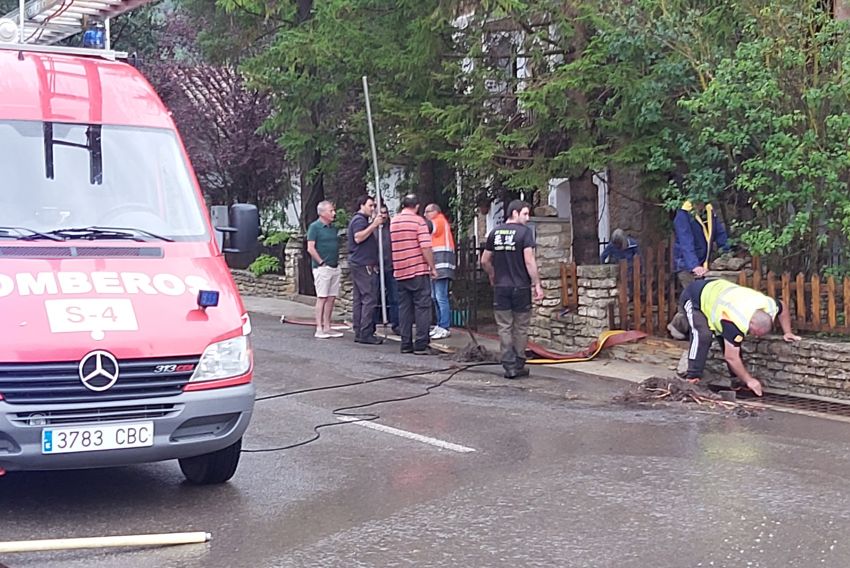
[313, 265, 341, 298]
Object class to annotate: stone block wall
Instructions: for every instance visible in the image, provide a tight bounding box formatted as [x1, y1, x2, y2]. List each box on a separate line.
[230, 235, 303, 299]
[336, 238, 354, 317]
[231, 270, 294, 298]
[711, 337, 850, 400]
[530, 264, 619, 351]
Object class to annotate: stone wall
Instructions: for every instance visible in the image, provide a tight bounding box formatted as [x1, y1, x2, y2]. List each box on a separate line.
[526, 217, 618, 350]
[529, 264, 619, 351]
[608, 332, 850, 401]
[336, 238, 354, 317]
[230, 235, 304, 299]
[231, 269, 294, 298]
[711, 337, 850, 400]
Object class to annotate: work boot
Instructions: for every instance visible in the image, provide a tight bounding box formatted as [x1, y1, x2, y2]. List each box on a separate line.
[504, 365, 529, 379]
[513, 357, 529, 378]
[356, 335, 384, 345]
[413, 346, 439, 355]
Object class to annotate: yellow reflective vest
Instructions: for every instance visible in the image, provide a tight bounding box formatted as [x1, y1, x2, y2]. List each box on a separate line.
[699, 280, 778, 335]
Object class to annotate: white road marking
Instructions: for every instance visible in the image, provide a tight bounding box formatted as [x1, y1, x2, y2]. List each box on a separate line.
[336, 416, 476, 453]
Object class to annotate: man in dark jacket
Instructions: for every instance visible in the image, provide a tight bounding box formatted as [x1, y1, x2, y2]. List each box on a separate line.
[668, 200, 730, 339]
[600, 228, 640, 265]
[347, 195, 386, 345]
[672, 200, 730, 286]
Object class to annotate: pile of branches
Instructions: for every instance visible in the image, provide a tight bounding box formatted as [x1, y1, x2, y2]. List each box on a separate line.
[616, 376, 761, 417]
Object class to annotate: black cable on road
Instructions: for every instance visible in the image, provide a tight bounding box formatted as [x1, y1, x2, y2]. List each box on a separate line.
[242, 361, 498, 454]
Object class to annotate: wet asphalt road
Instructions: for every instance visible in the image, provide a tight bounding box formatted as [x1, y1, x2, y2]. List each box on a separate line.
[3, 313, 850, 567]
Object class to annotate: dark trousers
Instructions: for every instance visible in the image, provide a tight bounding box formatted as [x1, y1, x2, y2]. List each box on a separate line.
[373, 269, 400, 327]
[680, 283, 711, 379]
[351, 265, 379, 340]
[493, 287, 532, 372]
[398, 275, 432, 350]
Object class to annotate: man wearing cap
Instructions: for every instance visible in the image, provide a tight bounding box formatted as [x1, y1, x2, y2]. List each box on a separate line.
[678, 278, 801, 395]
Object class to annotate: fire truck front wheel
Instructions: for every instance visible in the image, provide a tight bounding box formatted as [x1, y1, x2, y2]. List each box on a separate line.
[179, 438, 242, 485]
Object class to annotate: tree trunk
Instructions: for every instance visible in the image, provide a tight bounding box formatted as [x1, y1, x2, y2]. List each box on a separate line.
[416, 158, 437, 207]
[299, 148, 324, 232]
[570, 173, 599, 265]
[296, 0, 322, 234]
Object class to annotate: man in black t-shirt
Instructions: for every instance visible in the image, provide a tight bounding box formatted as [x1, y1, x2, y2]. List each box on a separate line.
[347, 195, 386, 345]
[481, 200, 545, 379]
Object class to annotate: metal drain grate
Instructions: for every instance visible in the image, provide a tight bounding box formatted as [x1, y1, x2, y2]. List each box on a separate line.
[759, 393, 850, 418]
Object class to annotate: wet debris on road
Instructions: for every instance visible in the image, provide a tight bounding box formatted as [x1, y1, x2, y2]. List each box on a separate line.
[615, 376, 762, 417]
[450, 341, 498, 363]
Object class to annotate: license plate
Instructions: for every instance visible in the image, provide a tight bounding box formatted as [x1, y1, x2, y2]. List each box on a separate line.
[42, 422, 154, 454]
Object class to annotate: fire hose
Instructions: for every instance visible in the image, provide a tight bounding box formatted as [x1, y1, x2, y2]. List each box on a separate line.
[278, 316, 646, 364]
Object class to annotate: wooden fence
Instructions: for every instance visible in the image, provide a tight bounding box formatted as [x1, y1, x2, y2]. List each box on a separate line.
[614, 243, 850, 335]
[735, 257, 850, 333]
[615, 241, 677, 335]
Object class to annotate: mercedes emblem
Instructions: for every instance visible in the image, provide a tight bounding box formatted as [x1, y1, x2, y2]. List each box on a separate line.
[78, 350, 120, 392]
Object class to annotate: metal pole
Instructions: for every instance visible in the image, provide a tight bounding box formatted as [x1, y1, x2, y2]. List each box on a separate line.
[104, 17, 111, 51]
[363, 76, 388, 326]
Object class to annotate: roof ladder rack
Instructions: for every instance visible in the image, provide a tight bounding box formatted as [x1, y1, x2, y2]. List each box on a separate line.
[1, 0, 158, 47]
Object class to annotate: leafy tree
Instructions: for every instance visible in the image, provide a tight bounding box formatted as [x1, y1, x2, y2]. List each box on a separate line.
[216, 0, 461, 229]
[681, 2, 850, 271]
[119, 4, 291, 218]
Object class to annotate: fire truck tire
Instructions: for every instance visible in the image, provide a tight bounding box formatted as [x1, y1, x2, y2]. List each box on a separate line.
[179, 438, 242, 485]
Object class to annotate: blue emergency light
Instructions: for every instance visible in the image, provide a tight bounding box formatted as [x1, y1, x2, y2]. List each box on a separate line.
[197, 290, 220, 309]
[82, 20, 106, 49]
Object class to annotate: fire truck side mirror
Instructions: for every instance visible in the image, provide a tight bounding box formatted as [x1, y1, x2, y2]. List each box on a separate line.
[216, 204, 259, 269]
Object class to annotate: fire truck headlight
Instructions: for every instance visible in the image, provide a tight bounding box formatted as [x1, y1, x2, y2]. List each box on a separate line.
[190, 335, 251, 382]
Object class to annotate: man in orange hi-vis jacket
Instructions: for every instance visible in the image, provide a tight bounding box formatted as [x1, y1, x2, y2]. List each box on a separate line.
[424, 204, 456, 340]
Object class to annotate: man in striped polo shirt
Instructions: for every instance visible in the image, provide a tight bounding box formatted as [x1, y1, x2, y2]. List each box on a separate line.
[389, 194, 438, 354]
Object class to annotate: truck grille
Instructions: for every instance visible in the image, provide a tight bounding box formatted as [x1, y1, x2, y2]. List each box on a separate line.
[0, 356, 200, 405]
[10, 404, 182, 426]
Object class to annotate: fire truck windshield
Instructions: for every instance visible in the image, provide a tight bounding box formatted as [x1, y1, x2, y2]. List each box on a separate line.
[0, 120, 209, 241]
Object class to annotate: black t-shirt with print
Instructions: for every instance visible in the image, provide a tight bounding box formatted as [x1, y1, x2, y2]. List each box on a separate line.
[485, 223, 536, 288]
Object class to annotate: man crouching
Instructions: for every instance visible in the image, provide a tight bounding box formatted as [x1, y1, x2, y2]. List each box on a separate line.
[677, 279, 801, 395]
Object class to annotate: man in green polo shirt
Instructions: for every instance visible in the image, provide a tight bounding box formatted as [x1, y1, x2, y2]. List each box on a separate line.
[306, 200, 343, 339]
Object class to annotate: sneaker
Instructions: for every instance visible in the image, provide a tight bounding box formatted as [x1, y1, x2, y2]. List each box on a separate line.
[280, 315, 286, 324]
[391, 325, 401, 336]
[314, 330, 331, 339]
[430, 327, 450, 340]
[325, 330, 344, 338]
[667, 322, 687, 340]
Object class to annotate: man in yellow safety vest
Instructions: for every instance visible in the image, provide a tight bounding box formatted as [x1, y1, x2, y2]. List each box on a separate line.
[678, 278, 801, 396]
